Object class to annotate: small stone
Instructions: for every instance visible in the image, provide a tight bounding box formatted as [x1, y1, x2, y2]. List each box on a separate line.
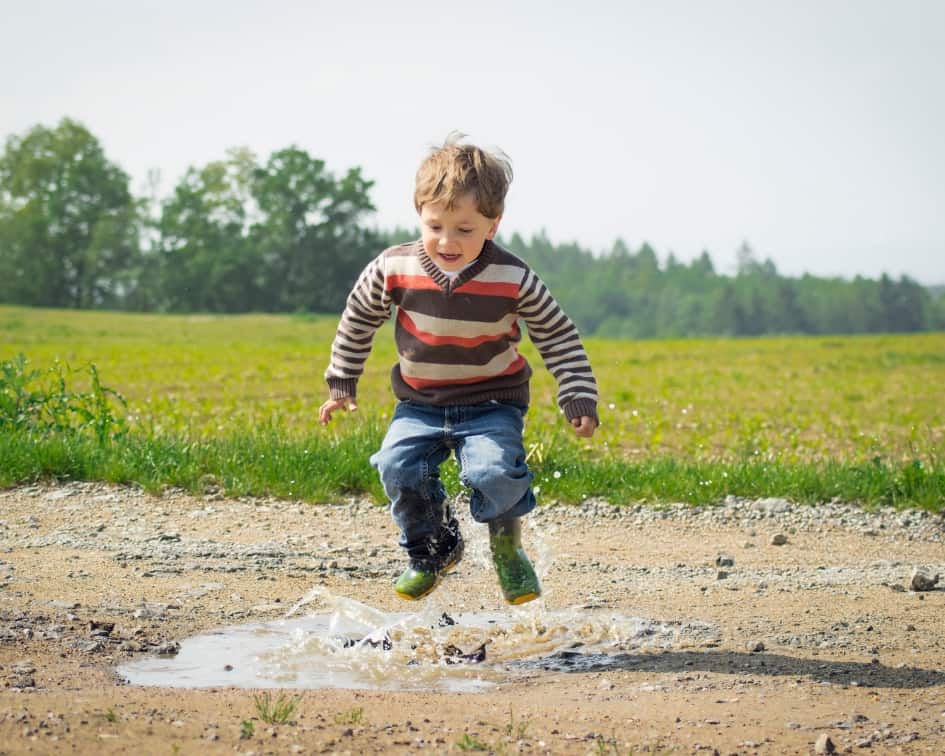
[716, 570, 729, 580]
[715, 554, 735, 567]
[770, 534, 788, 546]
[89, 620, 114, 637]
[910, 567, 940, 592]
[747, 640, 765, 653]
[814, 733, 836, 754]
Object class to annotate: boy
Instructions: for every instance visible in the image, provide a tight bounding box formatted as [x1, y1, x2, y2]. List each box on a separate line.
[320, 134, 598, 605]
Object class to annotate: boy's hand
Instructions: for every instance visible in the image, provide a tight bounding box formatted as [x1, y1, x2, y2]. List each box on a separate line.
[319, 397, 358, 425]
[571, 415, 597, 438]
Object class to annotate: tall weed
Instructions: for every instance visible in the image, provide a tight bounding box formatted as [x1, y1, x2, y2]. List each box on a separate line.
[0, 353, 126, 443]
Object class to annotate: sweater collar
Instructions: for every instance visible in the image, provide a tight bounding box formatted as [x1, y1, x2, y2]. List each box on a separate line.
[417, 239, 496, 292]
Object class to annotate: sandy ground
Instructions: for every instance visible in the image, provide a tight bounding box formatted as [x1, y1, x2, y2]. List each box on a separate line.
[1, 482, 944, 755]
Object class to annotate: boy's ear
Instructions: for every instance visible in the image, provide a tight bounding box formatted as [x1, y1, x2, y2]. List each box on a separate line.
[486, 215, 502, 240]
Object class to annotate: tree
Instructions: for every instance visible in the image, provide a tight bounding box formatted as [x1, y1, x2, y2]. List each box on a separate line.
[735, 240, 761, 276]
[154, 146, 377, 313]
[251, 147, 376, 312]
[0, 118, 140, 307]
[155, 148, 260, 312]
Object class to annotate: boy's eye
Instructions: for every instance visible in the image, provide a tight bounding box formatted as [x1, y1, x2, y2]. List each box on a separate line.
[459, 228, 473, 234]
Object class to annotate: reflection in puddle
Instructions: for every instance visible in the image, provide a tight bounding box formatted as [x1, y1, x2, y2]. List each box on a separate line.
[119, 588, 718, 692]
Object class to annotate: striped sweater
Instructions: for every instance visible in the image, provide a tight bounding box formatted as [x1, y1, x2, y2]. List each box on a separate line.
[325, 240, 598, 422]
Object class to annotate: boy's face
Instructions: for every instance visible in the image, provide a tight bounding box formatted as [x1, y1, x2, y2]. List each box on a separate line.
[419, 193, 501, 272]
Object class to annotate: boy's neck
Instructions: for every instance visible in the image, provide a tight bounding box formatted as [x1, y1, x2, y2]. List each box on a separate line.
[434, 258, 478, 279]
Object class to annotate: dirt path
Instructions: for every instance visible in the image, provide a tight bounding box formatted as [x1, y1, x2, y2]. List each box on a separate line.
[1, 482, 944, 754]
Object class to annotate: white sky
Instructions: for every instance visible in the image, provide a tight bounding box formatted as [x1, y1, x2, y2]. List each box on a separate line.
[3, 0, 944, 283]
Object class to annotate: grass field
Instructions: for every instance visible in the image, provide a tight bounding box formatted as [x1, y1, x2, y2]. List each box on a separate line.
[2, 306, 943, 508]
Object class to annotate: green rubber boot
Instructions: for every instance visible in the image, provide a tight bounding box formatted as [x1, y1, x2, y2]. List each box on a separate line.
[488, 517, 541, 605]
[394, 527, 464, 601]
[393, 562, 439, 600]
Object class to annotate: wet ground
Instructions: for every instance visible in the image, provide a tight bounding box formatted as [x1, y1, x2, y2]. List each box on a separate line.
[1, 482, 944, 754]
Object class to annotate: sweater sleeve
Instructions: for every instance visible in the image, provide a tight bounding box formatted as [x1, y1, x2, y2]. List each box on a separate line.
[515, 268, 599, 423]
[324, 253, 392, 399]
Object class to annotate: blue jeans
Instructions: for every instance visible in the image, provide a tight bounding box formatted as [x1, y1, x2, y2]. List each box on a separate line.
[370, 400, 536, 552]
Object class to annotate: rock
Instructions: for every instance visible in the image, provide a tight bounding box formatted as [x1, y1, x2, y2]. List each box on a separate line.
[154, 641, 180, 656]
[747, 640, 765, 653]
[909, 567, 940, 592]
[814, 733, 836, 754]
[49, 600, 80, 611]
[89, 620, 114, 637]
[715, 554, 735, 567]
[716, 570, 729, 580]
[770, 534, 788, 546]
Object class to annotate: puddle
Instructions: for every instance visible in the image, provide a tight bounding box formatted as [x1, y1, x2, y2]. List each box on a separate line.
[119, 588, 718, 692]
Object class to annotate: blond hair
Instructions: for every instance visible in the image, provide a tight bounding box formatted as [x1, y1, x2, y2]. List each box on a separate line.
[414, 132, 513, 219]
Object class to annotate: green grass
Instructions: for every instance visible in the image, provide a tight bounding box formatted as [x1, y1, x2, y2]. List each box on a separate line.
[239, 719, 254, 739]
[1, 305, 943, 510]
[334, 706, 365, 725]
[456, 732, 490, 751]
[253, 691, 299, 725]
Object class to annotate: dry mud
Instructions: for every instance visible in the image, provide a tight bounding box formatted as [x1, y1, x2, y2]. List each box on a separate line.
[1, 482, 944, 755]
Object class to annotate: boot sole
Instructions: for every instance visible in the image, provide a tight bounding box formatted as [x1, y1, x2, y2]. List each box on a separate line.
[505, 590, 541, 605]
[395, 587, 434, 601]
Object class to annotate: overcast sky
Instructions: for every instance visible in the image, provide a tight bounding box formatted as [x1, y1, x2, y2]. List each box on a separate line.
[3, 0, 944, 283]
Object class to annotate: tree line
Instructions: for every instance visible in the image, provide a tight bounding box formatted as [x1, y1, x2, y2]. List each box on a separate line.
[2, 118, 943, 338]
[509, 235, 945, 338]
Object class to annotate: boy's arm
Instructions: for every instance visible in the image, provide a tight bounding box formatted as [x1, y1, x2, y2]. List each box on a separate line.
[323, 253, 392, 410]
[516, 269, 599, 427]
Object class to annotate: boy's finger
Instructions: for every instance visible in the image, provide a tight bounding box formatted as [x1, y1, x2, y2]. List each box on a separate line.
[571, 416, 596, 437]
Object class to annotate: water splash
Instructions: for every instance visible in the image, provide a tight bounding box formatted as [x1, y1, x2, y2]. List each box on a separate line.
[118, 588, 718, 692]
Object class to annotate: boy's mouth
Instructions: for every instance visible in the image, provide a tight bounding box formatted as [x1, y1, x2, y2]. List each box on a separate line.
[439, 253, 461, 263]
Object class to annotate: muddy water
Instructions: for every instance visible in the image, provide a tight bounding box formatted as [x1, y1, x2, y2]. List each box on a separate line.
[119, 588, 718, 692]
